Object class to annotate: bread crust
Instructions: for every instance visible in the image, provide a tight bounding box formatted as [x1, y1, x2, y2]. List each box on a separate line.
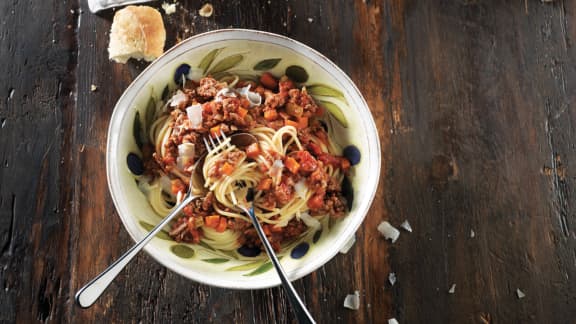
[108, 6, 166, 63]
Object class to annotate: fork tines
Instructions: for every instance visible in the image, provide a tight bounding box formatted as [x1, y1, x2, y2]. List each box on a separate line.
[203, 129, 229, 153]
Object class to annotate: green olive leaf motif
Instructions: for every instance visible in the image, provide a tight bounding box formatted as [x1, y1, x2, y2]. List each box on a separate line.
[242, 257, 283, 276]
[201, 258, 230, 264]
[161, 84, 170, 101]
[198, 48, 224, 73]
[226, 260, 263, 271]
[138, 221, 172, 240]
[198, 240, 216, 251]
[243, 260, 274, 276]
[317, 100, 348, 128]
[307, 84, 346, 102]
[285, 65, 309, 83]
[145, 97, 156, 133]
[208, 54, 244, 75]
[253, 58, 282, 71]
[133, 111, 143, 150]
[170, 245, 195, 258]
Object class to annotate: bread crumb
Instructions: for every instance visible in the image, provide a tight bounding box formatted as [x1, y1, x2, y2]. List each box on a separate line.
[90, 84, 98, 92]
[199, 3, 213, 17]
[162, 2, 176, 15]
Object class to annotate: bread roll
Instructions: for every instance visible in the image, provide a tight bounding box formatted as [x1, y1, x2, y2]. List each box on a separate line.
[108, 6, 166, 63]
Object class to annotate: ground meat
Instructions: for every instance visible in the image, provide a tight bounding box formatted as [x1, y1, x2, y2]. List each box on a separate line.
[196, 77, 224, 98]
[241, 218, 307, 252]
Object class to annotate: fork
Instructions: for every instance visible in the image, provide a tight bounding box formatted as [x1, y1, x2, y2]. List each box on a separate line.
[75, 164, 203, 308]
[205, 131, 316, 324]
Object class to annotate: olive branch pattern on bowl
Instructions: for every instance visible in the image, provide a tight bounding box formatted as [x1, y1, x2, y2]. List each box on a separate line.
[125, 47, 361, 277]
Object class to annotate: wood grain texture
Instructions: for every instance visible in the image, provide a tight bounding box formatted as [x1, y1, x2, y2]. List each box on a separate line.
[1, 0, 575, 323]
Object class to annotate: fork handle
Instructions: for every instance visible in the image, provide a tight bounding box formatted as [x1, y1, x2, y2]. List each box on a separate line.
[75, 194, 197, 308]
[246, 206, 316, 324]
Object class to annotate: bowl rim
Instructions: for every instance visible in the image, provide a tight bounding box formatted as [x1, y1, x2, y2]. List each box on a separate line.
[106, 28, 381, 289]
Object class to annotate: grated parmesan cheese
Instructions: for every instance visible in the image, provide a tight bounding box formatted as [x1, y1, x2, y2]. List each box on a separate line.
[343, 291, 360, 310]
[377, 221, 400, 243]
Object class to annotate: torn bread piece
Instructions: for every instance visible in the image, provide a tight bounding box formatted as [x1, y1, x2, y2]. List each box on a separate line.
[108, 6, 166, 63]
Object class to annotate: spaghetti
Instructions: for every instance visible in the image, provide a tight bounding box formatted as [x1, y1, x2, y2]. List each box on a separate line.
[140, 74, 351, 252]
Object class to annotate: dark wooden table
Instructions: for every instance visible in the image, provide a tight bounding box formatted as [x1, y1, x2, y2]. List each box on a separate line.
[1, 0, 575, 323]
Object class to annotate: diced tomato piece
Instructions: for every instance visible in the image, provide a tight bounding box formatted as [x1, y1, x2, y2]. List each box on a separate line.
[307, 194, 324, 209]
[220, 162, 235, 175]
[257, 177, 273, 190]
[210, 124, 221, 137]
[240, 98, 251, 109]
[204, 215, 221, 228]
[297, 117, 309, 129]
[294, 150, 318, 172]
[263, 225, 271, 236]
[285, 157, 300, 174]
[183, 205, 194, 217]
[237, 107, 248, 118]
[246, 142, 261, 159]
[315, 104, 325, 116]
[260, 72, 278, 90]
[171, 179, 186, 195]
[284, 119, 299, 128]
[190, 228, 201, 244]
[307, 143, 323, 156]
[264, 109, 278, 121]
[216, 217, 228, 232]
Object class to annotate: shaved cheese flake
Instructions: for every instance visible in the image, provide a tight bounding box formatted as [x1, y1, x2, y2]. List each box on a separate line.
[294, 179, 307, 199]
[239, 85, 262, 107]
[215, 88, 236, 102]
[388, 319, 399, 324]
[388, 272, 396, 286]
[339, 235, 356, 254]
[448, 284, 456, 294]
[186, 104, 203, 129]
[400, 220, 412, 232]
[516, 288, 525, 299]
[377, 221, 400, 243]
[470, 229, 475, 238]
[177, 143, 195, 170]
[300, 212, 321, 230]
[269, 159, 284, 184]
[343, 291, 360, 310]
[170, 90, 188, 107]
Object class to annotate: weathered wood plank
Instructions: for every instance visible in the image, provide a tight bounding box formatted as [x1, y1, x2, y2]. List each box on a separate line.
[389, 1, 576, 323]
[0, 0, 79, 323]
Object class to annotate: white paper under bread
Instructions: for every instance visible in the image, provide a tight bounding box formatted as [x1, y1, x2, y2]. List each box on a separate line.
[87, 0, 156, 13]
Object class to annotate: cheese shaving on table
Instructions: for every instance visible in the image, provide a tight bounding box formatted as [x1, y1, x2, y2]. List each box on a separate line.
[388, 319, 399, 324]
[343, 291, 360, 310]
[516, 288, 526, 299]
[377, 221, 400, 243]
[161, 2, 176, 14]
[400, 220, 412, 232]
[388, 272, 396, 286]
[448, 283, 456, 294]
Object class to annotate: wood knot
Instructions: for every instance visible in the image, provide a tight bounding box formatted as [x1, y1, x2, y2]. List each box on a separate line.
[430, 154, 458, 184]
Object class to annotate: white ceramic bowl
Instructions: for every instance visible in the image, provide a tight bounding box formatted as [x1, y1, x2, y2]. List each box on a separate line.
[107, 29, 381, 289]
